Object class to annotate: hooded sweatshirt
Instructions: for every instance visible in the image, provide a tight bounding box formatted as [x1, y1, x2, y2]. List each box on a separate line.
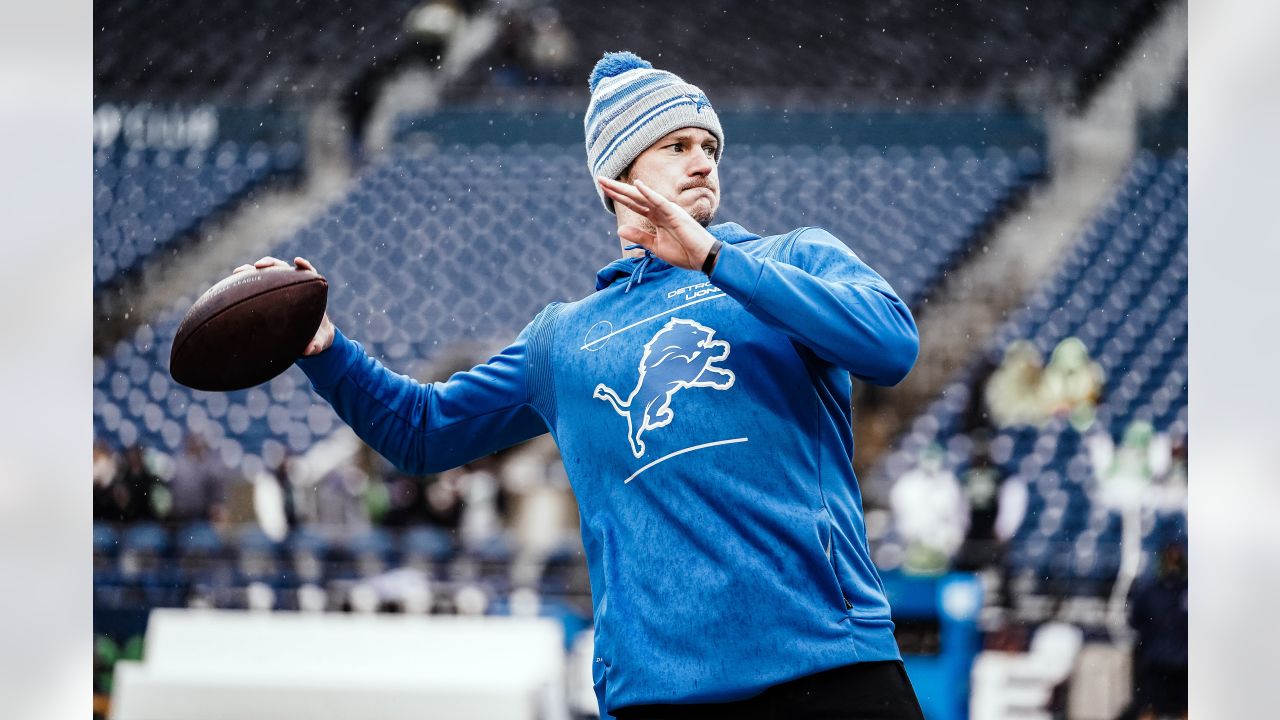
[295, 221, 919, 716]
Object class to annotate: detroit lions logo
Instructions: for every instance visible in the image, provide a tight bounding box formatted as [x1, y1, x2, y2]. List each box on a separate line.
[593, 318, 735, 458]
[685, 92, 711, 113]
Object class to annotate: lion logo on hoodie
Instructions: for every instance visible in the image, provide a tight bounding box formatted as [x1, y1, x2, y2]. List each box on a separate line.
[593, 318, 736, 458]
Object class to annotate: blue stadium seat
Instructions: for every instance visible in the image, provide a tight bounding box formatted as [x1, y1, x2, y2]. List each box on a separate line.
[93, 141, 301, 289]
[881, 150, 1186, 597]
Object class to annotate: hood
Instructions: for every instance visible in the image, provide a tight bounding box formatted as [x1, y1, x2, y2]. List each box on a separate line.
[594, 222, 761, 292]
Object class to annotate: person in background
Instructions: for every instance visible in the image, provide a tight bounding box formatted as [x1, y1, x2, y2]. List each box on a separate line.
[956, 437, 1003, 571]
[314, 460, 371, 528]
[985, 340, 1046, 427]
[109, 444, 163, 523]
[891, 444, 968, 573]
[273, 453, 299, 532]
[456, 455, 510, 550]
[168, 433, 230, 523]
[1095, 420, 1171, 510]
[1127, 542, 1188, 720]
[1039, 336, 1105, 430]
[1147, 431, 1187, 511]
[993, 472, 1028, 545]
[93, 438, 120, 521]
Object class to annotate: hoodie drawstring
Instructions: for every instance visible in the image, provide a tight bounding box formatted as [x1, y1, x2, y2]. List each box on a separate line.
[623, 243, 655, 293]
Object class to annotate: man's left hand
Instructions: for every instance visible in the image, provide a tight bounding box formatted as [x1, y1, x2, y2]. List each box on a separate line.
[597, 176, 718, 271]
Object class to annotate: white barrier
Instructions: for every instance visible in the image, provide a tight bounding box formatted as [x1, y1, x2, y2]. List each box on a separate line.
[970, 622, 1084, 720]
[111, 609, 567, 720]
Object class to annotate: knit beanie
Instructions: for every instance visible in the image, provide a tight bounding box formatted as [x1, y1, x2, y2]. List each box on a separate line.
[584, 51, 724, 214]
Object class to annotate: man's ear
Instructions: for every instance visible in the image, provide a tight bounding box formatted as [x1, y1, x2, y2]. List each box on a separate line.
[618, 163, 633, 184]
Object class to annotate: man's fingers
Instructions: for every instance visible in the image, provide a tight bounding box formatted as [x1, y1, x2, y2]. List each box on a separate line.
[236, 256, 318, 276]
[633, 179, 674, 208]
[600, 182, 653, 215]
[597, 177, 653, 211]
[597, 175, 645, 199]
[253, 256, 287, 269]
[633, 179, 688, 223]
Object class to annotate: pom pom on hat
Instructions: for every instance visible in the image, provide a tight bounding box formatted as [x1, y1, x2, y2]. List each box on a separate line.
[588, 51, 653, 93]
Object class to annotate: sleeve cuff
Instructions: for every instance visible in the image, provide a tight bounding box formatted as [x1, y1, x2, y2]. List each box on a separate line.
[708, 240, 765, 308]
[294, 327, 362, 390]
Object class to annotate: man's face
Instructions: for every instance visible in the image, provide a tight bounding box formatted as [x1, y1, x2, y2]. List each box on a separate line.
[621, 127, 720, 226]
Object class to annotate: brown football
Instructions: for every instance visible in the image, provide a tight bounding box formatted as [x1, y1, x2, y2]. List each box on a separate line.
[170, 267, 328, 392]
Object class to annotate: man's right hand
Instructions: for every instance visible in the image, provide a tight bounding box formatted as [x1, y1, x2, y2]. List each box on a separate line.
[232, 255, 336, 356]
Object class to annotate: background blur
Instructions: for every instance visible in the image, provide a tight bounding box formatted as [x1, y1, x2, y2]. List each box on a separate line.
[81, 0, 1197, 717]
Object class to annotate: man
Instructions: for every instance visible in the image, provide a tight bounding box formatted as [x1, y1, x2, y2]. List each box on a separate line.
[239, 51, 923, 719]
[891, 444, 968, 574]
[167, 432, 229, 523]
[1127, 542, 1189, 720]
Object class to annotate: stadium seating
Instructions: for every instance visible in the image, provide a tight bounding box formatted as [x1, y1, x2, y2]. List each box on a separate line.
[93, 0, 426, 107]
[92, 141, 1042, 478]
[93, 140, 302, 289]
[92, 520, 591, 633]
[879, 149, 1187, 596]
[447, 0, 1161, 109]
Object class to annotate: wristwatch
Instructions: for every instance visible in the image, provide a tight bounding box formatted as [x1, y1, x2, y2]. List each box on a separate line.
[701, 239, 723, 276]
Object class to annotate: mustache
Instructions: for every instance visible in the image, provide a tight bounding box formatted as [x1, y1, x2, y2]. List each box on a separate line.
[679, 180, 717, 193]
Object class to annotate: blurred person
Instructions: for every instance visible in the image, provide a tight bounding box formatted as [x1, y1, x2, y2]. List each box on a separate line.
[1094, 420, 1172, 510]
[891, 444, 968, 573]
[405, 0, 463, 51]
[487, 9, 534, 87]
[314, 460, 370, 528]
[501, 435, 578, 555]
[985, 339, 1047, 427]
[239, 52, 924, 718]
[993, 472, 1029, 544]
[1127, 542, 1188, 720]
[456, 455, 510, 550]
[422, 471, 463, 528]
[167, 433, 229, 523]
[522, 6, 576, 85]
[92, 438, 119, 521]
[1039, 336, 1104, 430]
[351, 441, 396, 525]
[1147, 431, 1187, 511]
[345, 0, 465, 151]
[107, 444, 163, 523]
[961, 353, 1000, 435]
[956, 438, 1003, 570]
[377, 471, 435, 527]
[273, 453, 299, 532]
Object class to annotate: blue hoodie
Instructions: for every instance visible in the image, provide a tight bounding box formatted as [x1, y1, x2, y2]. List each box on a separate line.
[296, 221, 919, 716]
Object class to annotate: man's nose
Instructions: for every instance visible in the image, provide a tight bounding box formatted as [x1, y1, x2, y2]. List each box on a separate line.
[687, 152, 713, 177]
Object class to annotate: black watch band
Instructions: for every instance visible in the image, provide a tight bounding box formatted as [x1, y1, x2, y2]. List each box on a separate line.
[701, 239, 723, 276]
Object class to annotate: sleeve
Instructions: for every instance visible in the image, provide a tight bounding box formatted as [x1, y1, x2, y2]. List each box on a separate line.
[294, 308, 556, 475]
[708, 227, 920, 386]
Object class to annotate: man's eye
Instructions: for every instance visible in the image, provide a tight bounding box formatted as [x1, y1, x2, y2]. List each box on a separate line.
[704, 145, 717, 156]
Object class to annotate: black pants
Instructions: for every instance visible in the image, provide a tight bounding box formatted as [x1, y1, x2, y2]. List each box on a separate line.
[613, 660, 926, 720]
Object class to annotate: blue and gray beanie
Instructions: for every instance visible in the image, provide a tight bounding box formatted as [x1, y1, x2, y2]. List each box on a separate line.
[584, 51, 724, 214]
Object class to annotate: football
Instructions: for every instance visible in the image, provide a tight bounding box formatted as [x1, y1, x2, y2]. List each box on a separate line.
[169, 267, 328, 392]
